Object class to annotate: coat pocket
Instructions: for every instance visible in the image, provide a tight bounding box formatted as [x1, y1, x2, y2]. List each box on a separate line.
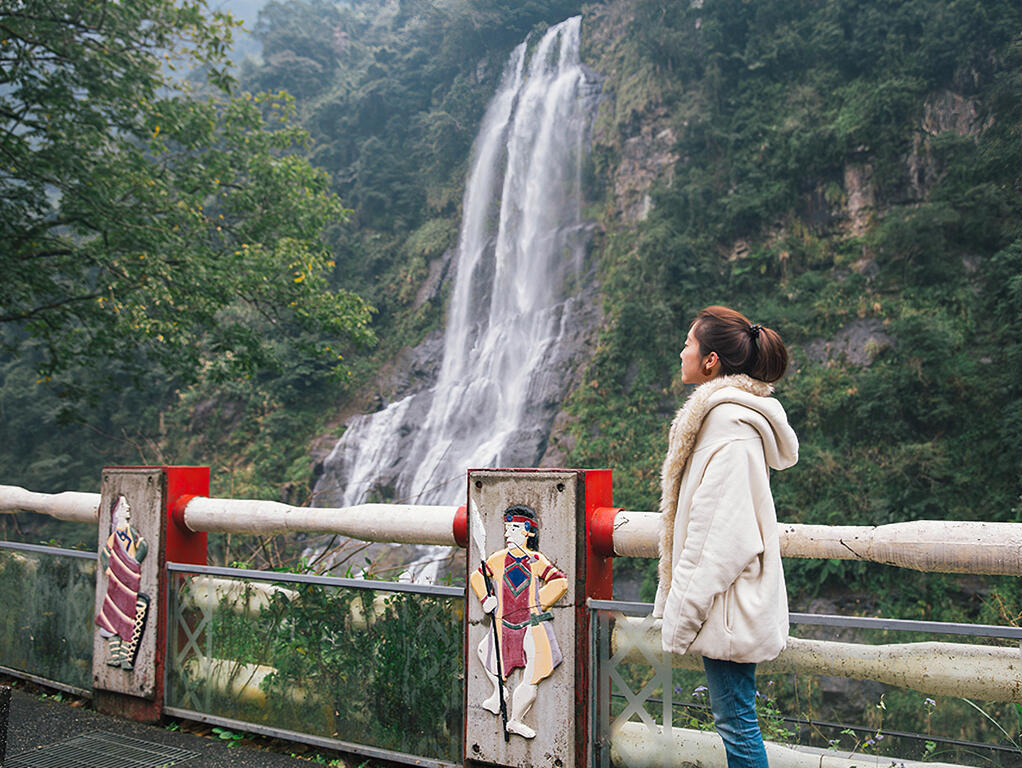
[722, 586, 735, 634]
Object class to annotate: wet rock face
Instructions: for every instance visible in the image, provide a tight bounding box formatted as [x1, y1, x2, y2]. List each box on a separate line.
[379, 331, 445, 404]
[584, 1, 680, 225]
[908, 90, 989, 201]
[805, 319, 894, 368]
[922, 90, 984, 138]
[615, 120, 679, 223]
[413, 247, 455, 311]
[844, 164, 876, 238]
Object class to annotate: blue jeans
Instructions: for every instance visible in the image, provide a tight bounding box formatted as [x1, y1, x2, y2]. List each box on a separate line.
[702, 657, 769, 768]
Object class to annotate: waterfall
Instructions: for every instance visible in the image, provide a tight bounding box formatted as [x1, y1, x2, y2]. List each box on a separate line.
[315, 16, 599, 511]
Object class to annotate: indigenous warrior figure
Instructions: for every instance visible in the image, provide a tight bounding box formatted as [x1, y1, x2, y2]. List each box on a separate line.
[95, 495, 150, 670]
[470, 505, 568, 739]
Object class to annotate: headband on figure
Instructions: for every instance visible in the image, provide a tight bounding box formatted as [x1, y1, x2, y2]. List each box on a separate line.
[504, 507, 538, 531]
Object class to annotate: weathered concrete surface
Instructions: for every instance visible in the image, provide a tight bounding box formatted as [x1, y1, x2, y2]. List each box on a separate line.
[466, 471, 580, 768]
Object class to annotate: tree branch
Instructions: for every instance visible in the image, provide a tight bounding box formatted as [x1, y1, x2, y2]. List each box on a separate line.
[0, 292, 102, 323]
[18, 248, 75, 261]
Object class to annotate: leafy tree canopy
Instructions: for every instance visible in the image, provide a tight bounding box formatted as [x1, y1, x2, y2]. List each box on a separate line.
[0, 0, 374, 406]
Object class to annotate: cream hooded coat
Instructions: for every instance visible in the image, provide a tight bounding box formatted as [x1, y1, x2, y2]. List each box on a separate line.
[652, 374, 798, 663]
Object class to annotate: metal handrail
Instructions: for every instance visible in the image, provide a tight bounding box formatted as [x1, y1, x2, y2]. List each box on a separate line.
[587, 598, 1022, 640]
[0, 539, 97, 560]
[167, 562, 465, 598]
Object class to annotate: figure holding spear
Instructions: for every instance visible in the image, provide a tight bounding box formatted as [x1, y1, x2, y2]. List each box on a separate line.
[470, 504, 568, 740]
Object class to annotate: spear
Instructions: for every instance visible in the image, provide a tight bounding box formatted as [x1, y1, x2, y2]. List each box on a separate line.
[470, 500, 510, 742]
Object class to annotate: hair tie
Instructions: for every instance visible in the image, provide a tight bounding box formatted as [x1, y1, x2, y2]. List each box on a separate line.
[749, 324, 762, 339]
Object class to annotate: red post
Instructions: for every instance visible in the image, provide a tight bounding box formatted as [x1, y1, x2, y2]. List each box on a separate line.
[578, 470, 613, 768]
[583, 471, 615, 600]
[165, 467, 209, 566]
[452, 504, 468, 548]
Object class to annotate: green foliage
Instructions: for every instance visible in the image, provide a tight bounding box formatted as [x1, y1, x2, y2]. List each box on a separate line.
[0, 0, 383, 516]
[170, 577, 463, 762]
[242, 0, 581, 324]
[260, 584, 463, 757]
[757, 669, 1022, 760]
[569, 0, 1022, 610]
[756, 681, 796, 744]
[211, 726, 245, 746]
[0, 0, 374, 407]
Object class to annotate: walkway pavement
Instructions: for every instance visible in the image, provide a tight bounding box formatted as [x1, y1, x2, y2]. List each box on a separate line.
[4, 686, 326, 767]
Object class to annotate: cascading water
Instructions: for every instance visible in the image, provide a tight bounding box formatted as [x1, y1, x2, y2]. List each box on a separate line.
[315, 17, 599, 522]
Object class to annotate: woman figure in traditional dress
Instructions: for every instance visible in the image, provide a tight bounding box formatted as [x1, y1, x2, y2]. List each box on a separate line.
[470, 505, 568, 739]
[95, 495, 149, 670]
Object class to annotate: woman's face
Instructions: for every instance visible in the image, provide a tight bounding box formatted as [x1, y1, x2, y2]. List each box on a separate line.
[680, 323, 718, 384]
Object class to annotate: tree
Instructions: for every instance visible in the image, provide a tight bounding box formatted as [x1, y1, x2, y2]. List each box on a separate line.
[0, 0, 373, 404]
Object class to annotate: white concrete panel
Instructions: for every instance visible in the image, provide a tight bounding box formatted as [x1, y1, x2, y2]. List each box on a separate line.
[466, 470, 580, 768]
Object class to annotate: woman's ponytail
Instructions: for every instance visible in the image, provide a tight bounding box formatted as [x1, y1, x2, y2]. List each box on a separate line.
[693, 306, 789, 383]
[749, 325, 788, 383]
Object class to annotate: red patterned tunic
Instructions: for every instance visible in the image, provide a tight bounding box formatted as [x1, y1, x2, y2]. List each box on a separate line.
[471, 546, 568, 684]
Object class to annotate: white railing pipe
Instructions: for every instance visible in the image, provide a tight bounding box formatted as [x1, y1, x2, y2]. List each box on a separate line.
[614, 616, 1022, 703]
[179, 575, 388, 629]
[182, 656, 317, 707]
[0, 484, 100, 523]
[611, 721, 970, 768]
[609, 512, 1022, 576]
[607, 510, 659, 557]
[777, 520, 1022, 575]
[179, 497, 462, 546]
[4, 480, 1020, 577]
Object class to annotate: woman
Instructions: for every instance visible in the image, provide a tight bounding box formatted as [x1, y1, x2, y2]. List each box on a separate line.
[652, 305, 798, 768]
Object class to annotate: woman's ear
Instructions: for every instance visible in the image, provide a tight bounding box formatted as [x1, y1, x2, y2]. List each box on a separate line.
[704, 351, 720, 377]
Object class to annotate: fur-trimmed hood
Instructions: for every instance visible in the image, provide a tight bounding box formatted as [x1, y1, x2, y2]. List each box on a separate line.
[657, 374, 798, 593]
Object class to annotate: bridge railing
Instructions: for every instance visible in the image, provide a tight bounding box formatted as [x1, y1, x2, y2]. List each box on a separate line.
[592, 600, 1022, 768]
[2, 476, 1021, 768]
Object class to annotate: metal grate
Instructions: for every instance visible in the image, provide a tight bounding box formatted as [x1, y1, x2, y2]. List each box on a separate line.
[6, 730, 200, 767]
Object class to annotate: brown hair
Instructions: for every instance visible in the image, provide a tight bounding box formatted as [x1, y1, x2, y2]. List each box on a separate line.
[692, 306, 788, 383]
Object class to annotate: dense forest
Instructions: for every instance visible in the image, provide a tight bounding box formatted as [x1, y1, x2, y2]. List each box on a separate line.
[2, 0, 1021, 623]
[570, 0, 1022, 619]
